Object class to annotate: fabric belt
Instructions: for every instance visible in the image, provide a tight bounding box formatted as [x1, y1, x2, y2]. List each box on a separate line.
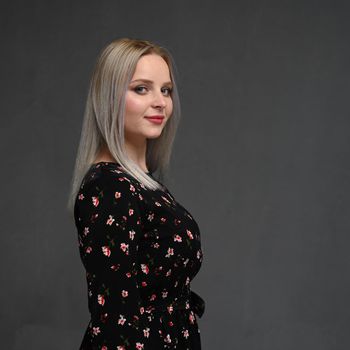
[144, 289, 205, 318]
[189, 290, 205, 318]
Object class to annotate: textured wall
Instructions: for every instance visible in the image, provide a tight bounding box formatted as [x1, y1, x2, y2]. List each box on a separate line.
[1, 0, 349, 349]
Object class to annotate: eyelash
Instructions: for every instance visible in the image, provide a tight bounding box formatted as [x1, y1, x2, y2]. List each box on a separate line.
[133, 86, 173, 96]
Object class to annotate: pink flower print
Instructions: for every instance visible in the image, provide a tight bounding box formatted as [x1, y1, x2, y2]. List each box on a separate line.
[138, 193, 143, 200]
[129, 230, 135, 240]
[130, 184, 136, 192]
[162, 290, 168, 298]
[101, 346, 108, 350]
[106, 215, 115, 225]
[92, 196, 99, 207]
[155, 201, 161, 207]
[125, 272, 132, 278]
[83, 227, 89, 236]
[141, 281, 147, 287]
[183, 329, 190, 339]
[86, 246, 92, 254]
[187, 229, 194, 239]
[115, 191, 121, 199]
[174, 234, 182, 242]
[78, 193, 84, 200]
[97, 294, 105, 306]
[143, 327, 150, 338]
[136, 343, 144, 350]
[92, 326, 100, 336]
[121, 290, 128, 297]
[153, 242, 160, 249]
[164, 334, 172, 343]
[168, 321, 174, 327]
[197, 249, 202, 259]
[167, 305, 174, 314]
[165, 247, 174, 258]
[189, 311, 195, 324]
[174, 219, 181, 225]
[129, 208, 134, 216]
[140, 306, 145, 314]
[141, 264, 149, 274]
[111, 264, 120, 271]
[147, 213, 154, 222]
[185, 276, 190, 285]
[118, 314, 126, 325]
[166, 269, 172, 277]
[150, 294, 157, 301]
[120, 243, 129, 255]
[160, 217, 167, 223]
[117, 346, 126, 350]
[102, 246, 111, 257]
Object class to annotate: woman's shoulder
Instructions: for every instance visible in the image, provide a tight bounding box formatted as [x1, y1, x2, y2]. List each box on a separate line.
[74, 163, 146, 223]
[80, 162, 142, 193]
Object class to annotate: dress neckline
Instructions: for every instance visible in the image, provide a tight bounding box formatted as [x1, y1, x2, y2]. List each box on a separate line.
[91, 161, 151, 175]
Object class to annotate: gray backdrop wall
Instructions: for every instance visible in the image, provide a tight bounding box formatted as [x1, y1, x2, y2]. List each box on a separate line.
[1, 0, 349, 349]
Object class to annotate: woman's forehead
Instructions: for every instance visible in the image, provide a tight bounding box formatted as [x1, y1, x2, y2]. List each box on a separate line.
[132, 54, 171, 81]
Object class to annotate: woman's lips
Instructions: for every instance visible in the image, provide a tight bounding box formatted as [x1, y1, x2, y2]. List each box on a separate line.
[145, 116, 164, 124]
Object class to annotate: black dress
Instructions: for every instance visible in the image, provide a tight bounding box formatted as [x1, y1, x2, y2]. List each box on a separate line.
[74, 162, 205, 350]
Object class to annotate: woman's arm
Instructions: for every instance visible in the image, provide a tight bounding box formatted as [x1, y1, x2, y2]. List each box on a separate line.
[75, 173, 151, 349]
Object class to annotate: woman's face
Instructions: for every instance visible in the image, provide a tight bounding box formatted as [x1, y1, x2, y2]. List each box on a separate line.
[124, 54, 173, 144]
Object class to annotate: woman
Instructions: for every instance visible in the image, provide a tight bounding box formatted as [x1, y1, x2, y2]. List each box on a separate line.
[67, 38, 205, 350]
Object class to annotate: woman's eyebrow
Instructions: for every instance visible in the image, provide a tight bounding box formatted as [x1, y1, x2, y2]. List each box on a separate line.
[130, 78, 173, 86]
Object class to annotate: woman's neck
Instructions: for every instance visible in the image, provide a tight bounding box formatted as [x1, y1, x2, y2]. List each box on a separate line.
[95, 142, 148, 173]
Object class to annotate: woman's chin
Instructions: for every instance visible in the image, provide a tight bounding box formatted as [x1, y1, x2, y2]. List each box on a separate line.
[146, 131, 163, 139]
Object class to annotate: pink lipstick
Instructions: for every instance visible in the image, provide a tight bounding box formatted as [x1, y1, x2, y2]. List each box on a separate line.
[145, 115, 164, 125]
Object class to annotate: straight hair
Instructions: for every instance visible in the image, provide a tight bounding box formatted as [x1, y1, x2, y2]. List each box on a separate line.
[66, 38, 181, 215]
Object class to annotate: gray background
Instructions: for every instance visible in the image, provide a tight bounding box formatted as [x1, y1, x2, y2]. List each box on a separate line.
[1, 0, 349, 349]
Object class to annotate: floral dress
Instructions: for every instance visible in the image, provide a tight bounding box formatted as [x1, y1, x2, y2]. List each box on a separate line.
[74, 162, 205, 350]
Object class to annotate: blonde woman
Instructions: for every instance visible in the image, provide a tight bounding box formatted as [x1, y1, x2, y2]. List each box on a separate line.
[67, 38, 205, 349]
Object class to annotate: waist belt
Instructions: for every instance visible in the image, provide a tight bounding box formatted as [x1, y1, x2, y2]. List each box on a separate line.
[144, 289, 205, 318]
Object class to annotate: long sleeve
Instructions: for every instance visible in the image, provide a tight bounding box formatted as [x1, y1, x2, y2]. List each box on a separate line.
[75, 173, 151, 349]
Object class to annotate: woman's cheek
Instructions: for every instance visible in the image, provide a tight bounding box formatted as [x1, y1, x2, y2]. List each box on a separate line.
[125, 97, 137, 114]
[167, 100, 173, 117]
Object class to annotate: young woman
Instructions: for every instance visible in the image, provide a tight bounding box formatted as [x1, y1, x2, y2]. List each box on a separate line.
[67, 38, 205, 350]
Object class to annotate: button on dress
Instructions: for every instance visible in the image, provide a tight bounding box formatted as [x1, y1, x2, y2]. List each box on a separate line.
[74, 162, 205, 349]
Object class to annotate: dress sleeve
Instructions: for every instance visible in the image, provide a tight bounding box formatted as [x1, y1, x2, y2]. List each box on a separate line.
[76, 173, 151, 349]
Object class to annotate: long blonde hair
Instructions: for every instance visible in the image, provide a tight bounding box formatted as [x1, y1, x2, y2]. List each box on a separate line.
[66, 38, 181, 214]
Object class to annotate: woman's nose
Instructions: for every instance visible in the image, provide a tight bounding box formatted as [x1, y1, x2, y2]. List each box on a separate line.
[152, 91, 166, 109]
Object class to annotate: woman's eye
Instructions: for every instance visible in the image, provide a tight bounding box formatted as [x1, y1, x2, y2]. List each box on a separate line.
[162, 87, 173, 96]
[133, 85, 172, 96]
[134, 86, 148, 94]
